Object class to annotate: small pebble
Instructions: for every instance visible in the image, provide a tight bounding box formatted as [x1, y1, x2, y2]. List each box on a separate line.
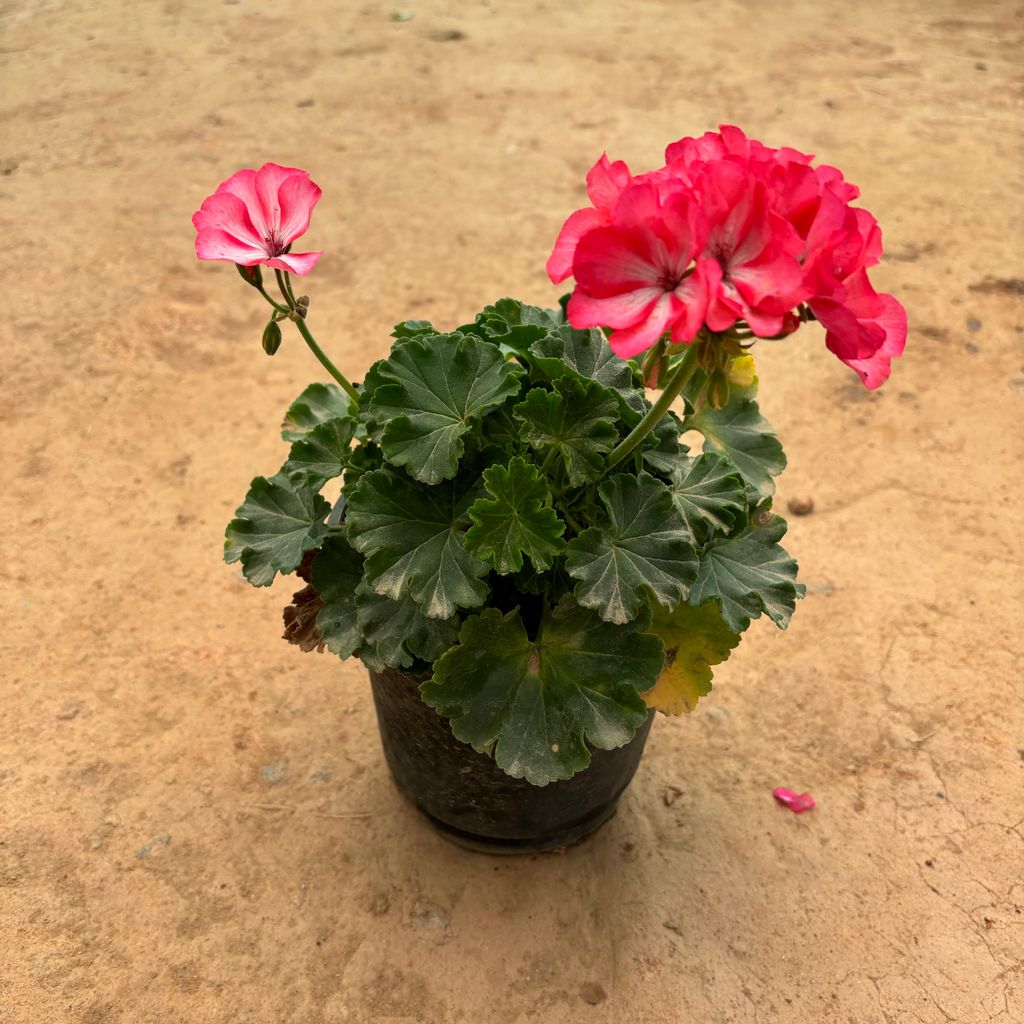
[260, 760, 288, 785]
[579, 982, 607, 1005]
[966, 316, 982, 332]
[663, 785, 683, 807]
[787, 496, 815, 516]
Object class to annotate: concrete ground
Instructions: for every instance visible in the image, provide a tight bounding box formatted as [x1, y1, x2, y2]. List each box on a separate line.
[1, 1, 1021, 1021]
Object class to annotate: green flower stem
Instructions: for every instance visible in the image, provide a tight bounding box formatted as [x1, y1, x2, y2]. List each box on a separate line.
[282, 271, 298, 308]
[255, 284, 289, 314]
[604, 341, 702, 473]
[274, 269, 296, 310]
[268, 268, 360, 405]
[291, 315, 361, 405]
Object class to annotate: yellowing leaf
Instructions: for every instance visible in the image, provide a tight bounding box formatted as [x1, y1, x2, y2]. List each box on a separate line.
[643, 601, 740, 715]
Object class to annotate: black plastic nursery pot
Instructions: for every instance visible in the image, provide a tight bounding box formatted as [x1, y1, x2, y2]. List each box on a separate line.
[369, 667, 655, 854]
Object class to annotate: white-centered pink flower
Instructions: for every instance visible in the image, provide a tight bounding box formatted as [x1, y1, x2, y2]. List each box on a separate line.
[193, 163, 323, 275]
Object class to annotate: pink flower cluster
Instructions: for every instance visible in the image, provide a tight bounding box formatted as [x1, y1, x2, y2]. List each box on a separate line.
[547, 126, 906, 388]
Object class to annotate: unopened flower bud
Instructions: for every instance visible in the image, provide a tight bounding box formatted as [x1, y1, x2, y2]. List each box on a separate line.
[262, 320, 283, 356]
[708, 369, 731, 410]
[295, 295, 310, 319]
[236, 263, 263, 288]
[698, 342, 718, 372]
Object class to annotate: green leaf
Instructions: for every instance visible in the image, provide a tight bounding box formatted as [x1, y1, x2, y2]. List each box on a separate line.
[481, 297, 564, 331]
[465, 457, 566, 573]
[355, 584, 459, 670]
[281, 383, 353, 442]
[345, 468, 489, 619]
[687, 395, 785, 500]
[566, 472, 699, 624]
[369, 334, 524, 484]
[225, 473, 330, 587]
[283, 416, 356, 487]
[643, 601, 741, 715]
[421, 600, 663, 785]
[514, 376, 619, 487]
[312, 535, 364, 658]
[667, 452, 748, 544]
[391, 319, 436, 339]
[529, 324, 645, 426]
[689, 515, 804, 632]
[642, 411, 686, 476]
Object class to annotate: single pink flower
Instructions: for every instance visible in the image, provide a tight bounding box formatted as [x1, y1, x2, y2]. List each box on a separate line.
[193, 163, 323, 275]
[565, 180, 712, 357]
[693, 160, 808, 337]
[811, 271, 907, 389]
[773, 787, 815, 813]
[804, 198, 907, 386]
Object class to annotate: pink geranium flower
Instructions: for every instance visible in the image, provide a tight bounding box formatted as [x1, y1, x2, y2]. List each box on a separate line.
[804, 198, 907, 387]
[193, 163, 323, 275]
[565, 181, 712, 358]
[691, 159, 808, 337]
[548, 126, 906, 385]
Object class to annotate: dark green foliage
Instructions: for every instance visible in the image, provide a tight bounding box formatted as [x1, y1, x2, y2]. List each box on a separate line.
[225, 299, 800, 783]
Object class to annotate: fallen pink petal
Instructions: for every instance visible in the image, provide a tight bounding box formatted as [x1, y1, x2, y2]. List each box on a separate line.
[773, 787, 816, 813]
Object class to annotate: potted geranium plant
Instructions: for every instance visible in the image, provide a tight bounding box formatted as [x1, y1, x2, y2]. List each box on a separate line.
[194, 126, 906, 853]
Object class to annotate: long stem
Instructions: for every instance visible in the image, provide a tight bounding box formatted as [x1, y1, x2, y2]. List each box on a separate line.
[282, 271, 298, 308]
[256, 284, 289, 314]
[292, 316, 360, 404]
[604, 341, 702, 473]
[271, 268, 360, 405]
[274, 269, 296, 310]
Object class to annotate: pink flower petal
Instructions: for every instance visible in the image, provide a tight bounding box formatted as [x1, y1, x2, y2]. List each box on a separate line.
[573, 225, 660, 296]
[546, 207, 604, 284]
[567, 285, 662, 330]
[773, 787, 816, 813]
[837, 293, 907, 389]
[265, 250, 323, 276]
[194, 227, 268, 265]
[586, 153, 632, 213]
[254, 162, 306, 237]
[277, 172, 323, 247]
[192, 191, 263, 249]
[668, 260, 712, 342]
[215, 168, 271, 239]
[608, 292, 676, 358]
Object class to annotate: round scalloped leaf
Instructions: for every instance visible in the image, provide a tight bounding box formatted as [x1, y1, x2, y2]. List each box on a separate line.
[642, 411, 687, 476]
[688, 515, 804, 632]
[355, 583, 460, 670]
[283, 416, 356, 488]
[421, 600, 663, 786]
[281, 383, 353, 442]
[565, 472, 699, 624]
[311, 535, 364, 658]
[465, 457, 566, 574]
[369, 334, 525, 485]
[514, 376, 619, 487]
[667, 452, 748, 544]
[686, 394, 785, 500]
[345, 468, 489, 619]
[224, 473, 330, 587]
[529, 324, 646, 426]
[643, 601, 741, 715]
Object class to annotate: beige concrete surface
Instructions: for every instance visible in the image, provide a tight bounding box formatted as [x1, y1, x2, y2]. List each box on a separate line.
[1, 1, 1022, 1021]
